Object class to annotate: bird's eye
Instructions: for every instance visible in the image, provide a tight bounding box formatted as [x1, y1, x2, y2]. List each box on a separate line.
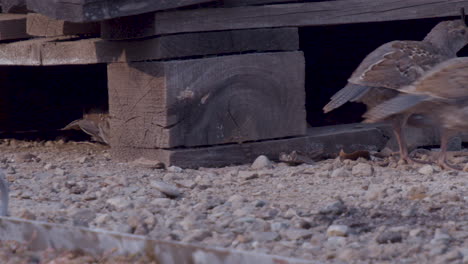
[460, 29, 467, 35]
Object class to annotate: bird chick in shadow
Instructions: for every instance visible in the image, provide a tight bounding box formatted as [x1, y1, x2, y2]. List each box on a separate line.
[62, 111, 110, 145]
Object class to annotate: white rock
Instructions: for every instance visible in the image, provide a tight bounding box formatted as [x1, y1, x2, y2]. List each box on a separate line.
[351, 163, 373, 176]
[150, 181, 182, 198]
[326, 236, 347, 248]
[251, 155, 273, 170]
[327, 225, 349, 237]
[418, 165, 434, 175]
[167, 166, 183, 173]
[331, 168, 350, 178]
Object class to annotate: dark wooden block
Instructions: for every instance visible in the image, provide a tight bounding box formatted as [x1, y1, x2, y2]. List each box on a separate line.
[40, 28, 298, 65]
[102, 0, 468, 38]
[111, 124, 390, 168]
[25, 0, 215, 22]
[27, 13, 99, 37]
[0, 13, 29, 40]
[108, 51, 306, 149]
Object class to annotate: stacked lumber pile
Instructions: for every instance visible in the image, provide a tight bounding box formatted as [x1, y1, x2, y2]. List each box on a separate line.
[0, 0, 466, 167]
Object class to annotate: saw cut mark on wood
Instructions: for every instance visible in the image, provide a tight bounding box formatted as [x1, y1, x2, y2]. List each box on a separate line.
[26, 0, 216, 22]
[0, 13, 29, 40]
[0, 216, 315, 264]
[26, 13, 100, 37]
[108, 51, 306, 149]
[102, 0, 468, 38]
[111, 123, 391, 168]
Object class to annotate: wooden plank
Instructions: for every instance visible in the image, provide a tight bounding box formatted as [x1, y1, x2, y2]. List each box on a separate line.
[26, 13, 99, 37]
[111, 124, 391, 168]
[1, 0, 28, 13]
[0, 13, 29, 40]
[108, 51, 306, 149]
[0, 37, 47, 65]
[41, 28, 299, 65]
[0, 217, 314, 264]
[102, 0, 468, 38]
[222, 0, 302, 7]
[25, 0, 216, 22]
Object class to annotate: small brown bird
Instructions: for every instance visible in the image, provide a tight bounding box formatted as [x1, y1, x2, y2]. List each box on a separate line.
[323, 10, 468, 164]
[62, 112, 110, 145]
[364, 57, 468, 170]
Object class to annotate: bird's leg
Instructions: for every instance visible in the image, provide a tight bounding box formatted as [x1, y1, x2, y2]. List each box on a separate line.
[392, 115, 429, 164]
[437, 129, 462, 170]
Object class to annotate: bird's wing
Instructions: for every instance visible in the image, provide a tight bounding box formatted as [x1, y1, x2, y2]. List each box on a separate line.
[349, 41, 447, 90]
[401, 57, 468, 99]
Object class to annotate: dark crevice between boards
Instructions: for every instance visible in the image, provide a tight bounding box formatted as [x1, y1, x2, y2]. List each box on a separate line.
[0, 64, 108, 142]
[300, 16, 468, 127]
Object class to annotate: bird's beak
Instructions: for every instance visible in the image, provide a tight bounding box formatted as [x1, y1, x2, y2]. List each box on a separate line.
[461, 7, 467, 27]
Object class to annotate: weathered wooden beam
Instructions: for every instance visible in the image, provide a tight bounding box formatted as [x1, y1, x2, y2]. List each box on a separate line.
[1, 0, 28, 13]
[41, 28, 299, 65]
[108, 51, 306, 149]
[25, 0, 216, 22]
[0, 13, 29, 40]
[26, 13, 99, 37]
[102, 0, 468, 38]
[222, 0, 302, 7]
[0, 37, 46, 65]
[0, 217, 314, 264]
[111, 124, 390, 168]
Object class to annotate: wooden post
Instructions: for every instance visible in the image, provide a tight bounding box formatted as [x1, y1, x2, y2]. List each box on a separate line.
[108, 51, 306, 149]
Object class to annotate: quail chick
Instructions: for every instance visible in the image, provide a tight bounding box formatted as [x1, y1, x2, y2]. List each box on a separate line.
[323, 11, 468, 164]
[364, 57, 468, 170]
[62, 112, 110, 145]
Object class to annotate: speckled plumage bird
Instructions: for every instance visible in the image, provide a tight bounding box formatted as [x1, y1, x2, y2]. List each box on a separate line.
[62, 112, 110, 145]
[364, 57, 468, 169]
[323, 11, 468, 163]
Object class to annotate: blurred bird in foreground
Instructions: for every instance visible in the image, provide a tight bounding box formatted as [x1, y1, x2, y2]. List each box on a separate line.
[62, 112, 110, 145]
[364, 57, 468, 170]
[323, 9, 468, 164]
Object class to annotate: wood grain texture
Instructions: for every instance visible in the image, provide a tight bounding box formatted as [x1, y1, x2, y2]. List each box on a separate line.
[25, 0, 215, 22]
[222, 0, 302, 7]
[108, 51, 306, 149]
[41, 28, 298, 65]
[0, 13, 29, 40]
[0, 37, 47, 65]
[26, 13, 99, 37]
[111, 124, 390, 168]
[102, 0, 468, 38]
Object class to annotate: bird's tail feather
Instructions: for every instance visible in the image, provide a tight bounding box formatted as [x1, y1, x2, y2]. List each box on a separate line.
[323, 83, 371, 113]
[363, 94, 429, 123]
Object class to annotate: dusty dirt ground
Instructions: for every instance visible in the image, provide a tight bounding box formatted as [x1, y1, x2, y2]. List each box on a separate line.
[0, 137, 467, 264]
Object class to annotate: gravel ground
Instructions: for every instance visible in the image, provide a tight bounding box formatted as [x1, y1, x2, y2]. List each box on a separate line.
[0, 138, 467, 264]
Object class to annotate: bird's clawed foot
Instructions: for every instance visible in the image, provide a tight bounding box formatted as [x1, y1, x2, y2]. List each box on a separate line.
[437, 158, 463, 171]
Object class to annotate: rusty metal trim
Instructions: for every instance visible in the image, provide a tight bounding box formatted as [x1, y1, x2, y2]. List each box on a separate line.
[0, 216, 319, 264]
